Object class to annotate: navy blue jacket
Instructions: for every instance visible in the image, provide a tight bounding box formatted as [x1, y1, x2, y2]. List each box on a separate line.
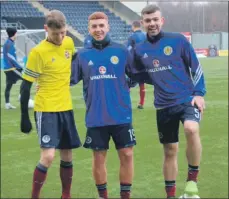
[71, 39, 134, 127]
[131, 31, 206, 109]
[127, 29, 146, 48]
[3, 38, 22, 70]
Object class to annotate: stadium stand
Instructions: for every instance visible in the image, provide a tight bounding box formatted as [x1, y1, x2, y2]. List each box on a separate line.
[39, 1, 132, 42]
[1, 1, 227, 42]
[1, 1, 44, 17]
[1, 1, 132, 43]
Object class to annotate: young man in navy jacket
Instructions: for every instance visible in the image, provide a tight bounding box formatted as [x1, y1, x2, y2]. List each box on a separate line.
[130, 4, 206, 198]
[71, 12, 136, 199]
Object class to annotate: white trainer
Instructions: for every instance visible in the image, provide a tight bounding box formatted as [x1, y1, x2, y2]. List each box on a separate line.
[5, 103, 16, 109]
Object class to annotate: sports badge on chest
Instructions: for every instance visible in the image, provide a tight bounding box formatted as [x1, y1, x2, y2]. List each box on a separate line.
[110, 56, 119, 65]
[163, 46, 173, 56]
[65, 50, 70, 59]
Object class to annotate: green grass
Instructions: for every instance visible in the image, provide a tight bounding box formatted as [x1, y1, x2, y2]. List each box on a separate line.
[1, 57, 228, 198]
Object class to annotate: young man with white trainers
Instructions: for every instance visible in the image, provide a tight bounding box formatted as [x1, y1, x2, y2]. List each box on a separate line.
[3, 27, 34, 109]
[131, 4, 206, 198]
[3, 27, 23, 109]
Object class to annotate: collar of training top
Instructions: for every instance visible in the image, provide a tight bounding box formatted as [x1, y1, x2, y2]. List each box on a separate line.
[147, 31, 164, 44]
[134, 30, 142, 32]
[92, 34, 111, 50]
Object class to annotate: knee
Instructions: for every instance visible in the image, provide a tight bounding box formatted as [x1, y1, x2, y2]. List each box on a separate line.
[40, 149, 55, 167]
[119, 147, 134, 163]
[6, 82, 13, 89]
[164, 144, 178, 158]
[60, 149, 72, 162]
[184, 122, 199, 137]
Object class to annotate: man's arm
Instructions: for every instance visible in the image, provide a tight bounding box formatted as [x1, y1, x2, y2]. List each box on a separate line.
[125, 48, 153, 85]
[72, 52, 77, 61]
[3, 42, 22, 69]
[20, 80, 32, 133]
[181, 35, 206, 112]
[70, 53, 82, 86]
[181, 36, 206, 96]
[20, 49, 42, 133]
[127, 35, 134, 49]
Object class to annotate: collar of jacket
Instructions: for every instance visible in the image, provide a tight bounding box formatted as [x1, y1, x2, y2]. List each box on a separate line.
[147, 31, 164, 44]
[92, 34, 111, 50]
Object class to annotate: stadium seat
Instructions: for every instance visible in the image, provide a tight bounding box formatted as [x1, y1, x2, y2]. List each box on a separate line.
[1, 1, 44, 18]
[1, 1, 132, 43]
[40, 1, 131, 43]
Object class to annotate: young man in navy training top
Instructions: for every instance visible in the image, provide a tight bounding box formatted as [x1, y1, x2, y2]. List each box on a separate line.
[127, 20, 146, 109]
[84, 33, 92, 48]
[3, 27, 23, 109]
[130, 4, 206, 199]
[71, 12, 136, 199]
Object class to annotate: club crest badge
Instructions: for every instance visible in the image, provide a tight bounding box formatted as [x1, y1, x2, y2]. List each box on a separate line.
[163, 46, 173, 56]
[65, 51, 70, 59]
[110, 56, 119, 65]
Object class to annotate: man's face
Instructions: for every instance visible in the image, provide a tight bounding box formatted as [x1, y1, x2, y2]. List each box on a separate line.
[88, 19, 109, 41]
[44, 25, 66, 45]
[131, 25, 135, 32]
[12, 33, 17, 40]
[141, 11, 164, 36]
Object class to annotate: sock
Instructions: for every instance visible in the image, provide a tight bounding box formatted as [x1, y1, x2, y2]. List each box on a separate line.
[187, 164, 199, 182]
[31, 163, 48, 199]
[139, 84, 145, 106]
[96, 183, 108, 199]
[165, 180, 176, 198]
[60, 160, 73, 199]
[120, 183, 132, 199]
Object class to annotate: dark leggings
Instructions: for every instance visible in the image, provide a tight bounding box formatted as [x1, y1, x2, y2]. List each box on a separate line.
[5, 82, 13, 103]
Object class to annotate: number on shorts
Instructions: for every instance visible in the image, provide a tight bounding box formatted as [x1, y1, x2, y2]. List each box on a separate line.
[128, 129, 136, 141]
[194, 108, 200, 119]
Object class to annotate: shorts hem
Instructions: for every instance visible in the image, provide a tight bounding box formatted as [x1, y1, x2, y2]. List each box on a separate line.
[160, 141, 179, 144]
[57, 144, 82, 150]
[83, 145, 109, 151]
[40, 144, 82, 149]
[182, 118, 200, 123]
[40, 145, 56, 149]
[116, 142, 136, 150]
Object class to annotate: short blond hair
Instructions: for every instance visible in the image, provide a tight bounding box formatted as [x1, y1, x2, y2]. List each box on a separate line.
[45, 10, 66, 29]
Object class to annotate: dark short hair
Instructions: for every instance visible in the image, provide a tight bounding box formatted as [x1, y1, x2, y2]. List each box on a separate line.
[6, 27, 17, 38]
[132, 20, 141, 28]
[141, 4, 161, 17]
[45, 10, 66, 29]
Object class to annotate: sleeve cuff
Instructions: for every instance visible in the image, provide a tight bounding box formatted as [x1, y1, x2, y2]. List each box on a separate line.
[193, 91, 205, 96]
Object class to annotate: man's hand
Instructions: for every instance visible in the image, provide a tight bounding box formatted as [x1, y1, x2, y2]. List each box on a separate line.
[127, 77, 138, 88]
[191, 96, 206, 114]
[21, 114, 32, 134]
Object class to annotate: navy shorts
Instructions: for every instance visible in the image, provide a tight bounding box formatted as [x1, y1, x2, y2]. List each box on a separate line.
[156, 102, 201, 144]
[34, 110, 81, 149]
[4, 68, 23, 84]
[83, 123, 136, 150]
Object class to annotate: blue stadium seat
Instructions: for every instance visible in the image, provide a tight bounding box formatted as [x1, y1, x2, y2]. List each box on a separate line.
[1, 1, 44, 18]
[1, 1, 131, 43]
[40, 1, 131, 43]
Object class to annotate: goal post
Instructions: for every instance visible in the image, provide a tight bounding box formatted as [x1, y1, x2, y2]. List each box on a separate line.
[1, 29, 47, 64]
